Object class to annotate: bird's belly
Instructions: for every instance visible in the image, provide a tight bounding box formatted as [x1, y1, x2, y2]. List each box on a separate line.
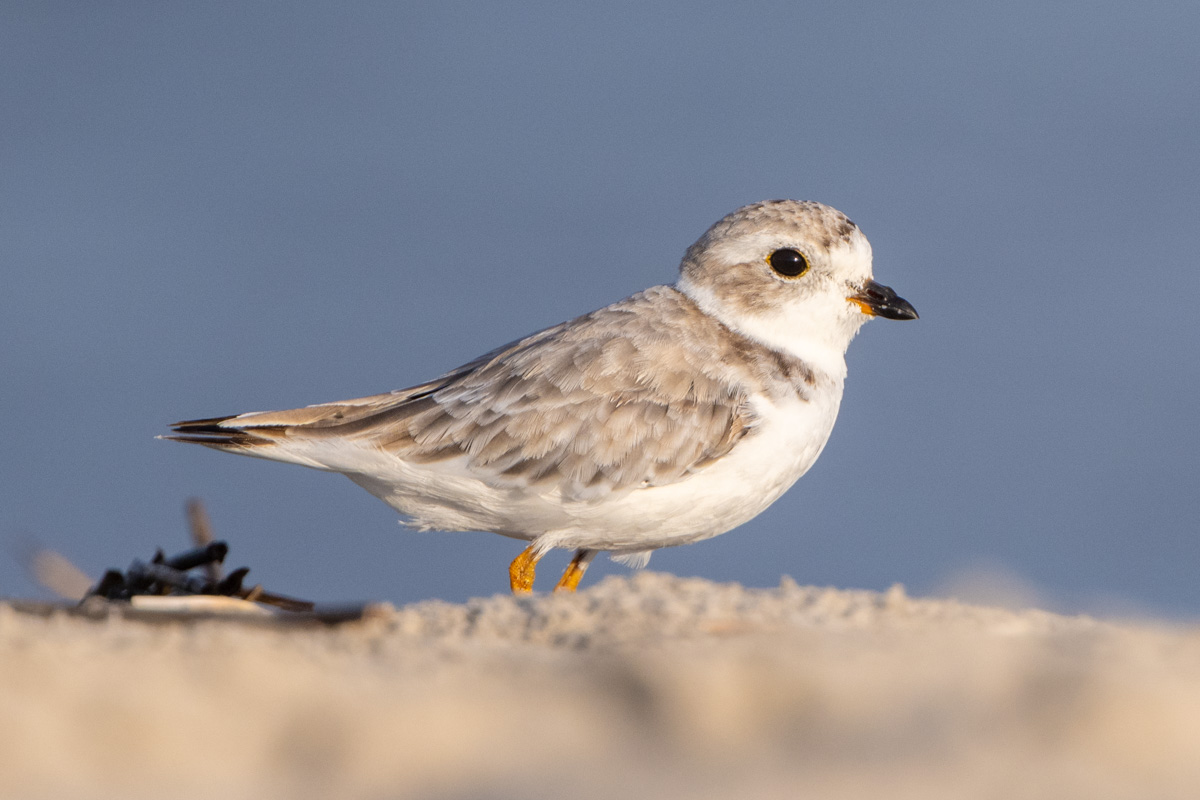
[345, 389, 842, 553]
[540, 390, 842, 552]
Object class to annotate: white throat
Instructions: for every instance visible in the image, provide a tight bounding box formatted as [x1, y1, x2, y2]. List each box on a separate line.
[677, 275, 859, 381]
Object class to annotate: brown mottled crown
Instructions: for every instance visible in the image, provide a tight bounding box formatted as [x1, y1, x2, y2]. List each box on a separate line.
[683, 200, 859, 266]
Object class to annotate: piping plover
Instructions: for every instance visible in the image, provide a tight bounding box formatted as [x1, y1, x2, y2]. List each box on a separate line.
[166, 200, 917, 593]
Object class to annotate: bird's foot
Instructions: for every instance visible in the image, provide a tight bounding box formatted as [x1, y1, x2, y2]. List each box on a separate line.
[508, 545, 540, 594]
[553, 549, 596, 593]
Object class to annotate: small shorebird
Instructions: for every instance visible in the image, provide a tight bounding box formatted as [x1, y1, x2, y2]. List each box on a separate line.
[166, 200, 917, 593]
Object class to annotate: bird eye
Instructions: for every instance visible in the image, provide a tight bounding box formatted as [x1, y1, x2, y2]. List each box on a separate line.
[767, 248, 810, 278]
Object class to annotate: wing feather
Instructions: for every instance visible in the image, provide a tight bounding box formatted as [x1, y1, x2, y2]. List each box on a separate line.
[168, 287, 806, 501]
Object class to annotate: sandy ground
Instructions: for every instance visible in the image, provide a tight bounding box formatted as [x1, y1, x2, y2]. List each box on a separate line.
[3, 572, 1199, 800]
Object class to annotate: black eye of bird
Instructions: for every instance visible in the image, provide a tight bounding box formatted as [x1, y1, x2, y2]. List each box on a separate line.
[768, 248, 809, 277]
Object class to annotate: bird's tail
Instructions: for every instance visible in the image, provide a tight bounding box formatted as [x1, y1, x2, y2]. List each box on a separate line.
[162, 415, 285, 452]
[161, 391, 417, 467]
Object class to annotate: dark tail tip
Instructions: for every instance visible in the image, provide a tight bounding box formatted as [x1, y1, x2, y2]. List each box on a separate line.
[164, 416, 275, 448]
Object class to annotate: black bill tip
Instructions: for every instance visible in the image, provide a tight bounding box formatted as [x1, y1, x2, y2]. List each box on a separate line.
[849, 280, 918, 320]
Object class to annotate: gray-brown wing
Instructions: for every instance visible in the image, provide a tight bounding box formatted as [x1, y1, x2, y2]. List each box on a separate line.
[171, 287, 758, 500]
[367, 292, 757, 499]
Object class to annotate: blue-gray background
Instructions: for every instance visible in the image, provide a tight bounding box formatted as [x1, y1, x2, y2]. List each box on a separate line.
[3, 3, 1197, 615]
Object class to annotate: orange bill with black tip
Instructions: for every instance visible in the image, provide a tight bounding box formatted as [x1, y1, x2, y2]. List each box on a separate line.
[848, 280, 918, 320]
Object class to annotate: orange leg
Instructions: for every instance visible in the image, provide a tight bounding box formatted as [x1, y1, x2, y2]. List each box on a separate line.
[509, 545, 541, 594]
[554, 549, 596, 593]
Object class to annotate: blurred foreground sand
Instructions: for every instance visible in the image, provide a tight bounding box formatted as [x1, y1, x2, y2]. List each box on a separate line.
[3, 572, 1199, 800]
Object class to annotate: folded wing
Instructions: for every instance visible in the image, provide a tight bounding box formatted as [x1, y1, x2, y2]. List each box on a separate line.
[167, 288, 757, 500]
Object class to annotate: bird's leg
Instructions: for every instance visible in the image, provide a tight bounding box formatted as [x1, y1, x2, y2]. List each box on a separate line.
[509, 545, 541, 594]
[554, 549, 596, 593]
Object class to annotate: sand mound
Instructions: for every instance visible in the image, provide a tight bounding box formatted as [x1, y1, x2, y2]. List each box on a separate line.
[3, 573, 1199, 799]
